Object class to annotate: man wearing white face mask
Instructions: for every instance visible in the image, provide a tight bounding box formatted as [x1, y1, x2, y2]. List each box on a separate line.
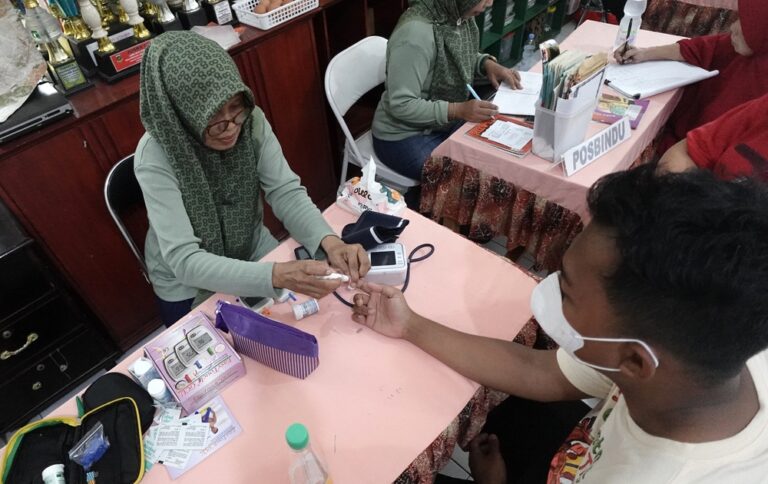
[351, 164, 768, 484]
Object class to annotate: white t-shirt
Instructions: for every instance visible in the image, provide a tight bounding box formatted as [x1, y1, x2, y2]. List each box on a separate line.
[549, 348, 768, 483]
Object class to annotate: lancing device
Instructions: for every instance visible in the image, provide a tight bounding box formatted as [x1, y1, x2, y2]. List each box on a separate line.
[315, 272, 350, 282]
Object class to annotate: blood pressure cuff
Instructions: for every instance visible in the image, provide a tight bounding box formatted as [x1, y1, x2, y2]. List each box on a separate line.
[341, 211, 409, 250]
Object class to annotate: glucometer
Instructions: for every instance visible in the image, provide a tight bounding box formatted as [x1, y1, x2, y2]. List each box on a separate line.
[365, 243, 408, 285]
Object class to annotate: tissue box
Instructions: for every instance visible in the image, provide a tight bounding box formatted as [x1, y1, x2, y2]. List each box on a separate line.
[144, 311, 245, 414]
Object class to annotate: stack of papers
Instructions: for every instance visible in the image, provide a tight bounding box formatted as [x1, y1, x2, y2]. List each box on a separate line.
[465, 115, 534, 157]
[481, 119, 533, 152]
[144, 396, 242, 478]
[493, 72, 543, 116]
[604, 60, 719, 99]
[540, 49, 608, 111]
[191, 25, 241, 50]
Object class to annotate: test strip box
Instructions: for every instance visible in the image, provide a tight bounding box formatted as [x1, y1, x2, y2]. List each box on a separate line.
[144, 311, 245, 414]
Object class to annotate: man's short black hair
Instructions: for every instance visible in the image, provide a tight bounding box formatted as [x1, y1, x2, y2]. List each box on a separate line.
[587, 164, 768, 380]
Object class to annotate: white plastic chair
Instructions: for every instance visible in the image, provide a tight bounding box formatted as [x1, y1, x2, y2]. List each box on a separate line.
[324, 36, 420, 194]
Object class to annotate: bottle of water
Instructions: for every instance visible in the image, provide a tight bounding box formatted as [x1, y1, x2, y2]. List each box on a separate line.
[287, 423, 332, 484]
[544, 5, 556, 33]
[614, 0, 647, 49]
[520, 33, 537, 70]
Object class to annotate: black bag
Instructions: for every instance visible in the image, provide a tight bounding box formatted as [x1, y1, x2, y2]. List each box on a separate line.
[1, 374, 153, 483]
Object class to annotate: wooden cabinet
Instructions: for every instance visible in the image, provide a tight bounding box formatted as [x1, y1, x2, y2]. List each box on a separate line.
[0, 201, 116, 434]
[0, 123, 157, 349]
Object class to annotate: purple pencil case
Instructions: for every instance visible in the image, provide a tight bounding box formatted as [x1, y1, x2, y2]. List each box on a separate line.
[215, 301, 319, 379]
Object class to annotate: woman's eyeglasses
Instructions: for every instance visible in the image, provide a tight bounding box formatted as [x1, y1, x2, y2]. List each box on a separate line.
[206, 108, 250, 137]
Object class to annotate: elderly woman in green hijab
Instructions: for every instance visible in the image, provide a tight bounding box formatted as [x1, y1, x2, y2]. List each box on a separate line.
[135, 32, 369, 327]
[372, 0, 521, 181]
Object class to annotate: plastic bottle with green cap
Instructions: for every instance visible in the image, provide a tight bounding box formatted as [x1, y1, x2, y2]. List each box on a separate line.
[286, 423, 332, 484]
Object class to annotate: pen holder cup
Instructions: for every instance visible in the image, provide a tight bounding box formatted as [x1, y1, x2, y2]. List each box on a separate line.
[532, 101, 597, 162]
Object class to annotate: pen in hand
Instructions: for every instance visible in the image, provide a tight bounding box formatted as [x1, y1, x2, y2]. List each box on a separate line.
[466, 83, 496, 120]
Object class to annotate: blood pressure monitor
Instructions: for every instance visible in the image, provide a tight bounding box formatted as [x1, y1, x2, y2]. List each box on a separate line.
[366, 243, 408, 285]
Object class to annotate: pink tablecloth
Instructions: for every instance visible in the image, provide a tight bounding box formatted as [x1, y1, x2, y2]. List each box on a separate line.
[9, 206, 542, 483]
[431, 21, 684, 219]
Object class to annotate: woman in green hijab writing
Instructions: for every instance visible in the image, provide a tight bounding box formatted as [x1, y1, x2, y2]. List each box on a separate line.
[372, 0, 522, 181]
[135, 32, 369, 327]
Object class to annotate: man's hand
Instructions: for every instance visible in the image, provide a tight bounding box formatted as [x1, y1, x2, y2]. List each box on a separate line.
[272, 260, 341, 299]
[469, 433, 507, 484]
[485, 59, 522, 89]
[321, 235, 371, 286]
[351, 282, 416, 339]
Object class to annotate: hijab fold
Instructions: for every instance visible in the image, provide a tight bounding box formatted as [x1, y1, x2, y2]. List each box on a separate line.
[398, 0, 484, 102]
[139, 32, 263, 300]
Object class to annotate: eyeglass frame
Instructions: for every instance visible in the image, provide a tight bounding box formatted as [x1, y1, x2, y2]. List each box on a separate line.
[205, 107, 251, 138]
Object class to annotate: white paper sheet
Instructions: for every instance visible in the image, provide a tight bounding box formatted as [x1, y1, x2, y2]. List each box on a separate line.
[481, 120, 533, 151]
[154, 423, 210, 451]
[605, 61, 718, 99]
[493, 72, 543, 116]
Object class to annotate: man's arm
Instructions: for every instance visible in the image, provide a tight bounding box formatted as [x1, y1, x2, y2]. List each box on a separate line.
[352, 282, 587, 402]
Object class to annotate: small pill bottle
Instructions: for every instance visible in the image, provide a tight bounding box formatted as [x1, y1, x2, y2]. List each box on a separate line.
[147, 378, 173, 404]
[42, 464, 66, 484]
[292, 299, 319, 321]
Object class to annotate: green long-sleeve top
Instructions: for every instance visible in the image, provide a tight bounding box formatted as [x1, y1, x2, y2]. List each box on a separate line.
[134, 113, 335, 303]
[372, 18, 491, 141]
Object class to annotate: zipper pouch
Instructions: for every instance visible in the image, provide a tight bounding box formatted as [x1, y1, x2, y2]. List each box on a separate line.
[215, 300, 319, 379]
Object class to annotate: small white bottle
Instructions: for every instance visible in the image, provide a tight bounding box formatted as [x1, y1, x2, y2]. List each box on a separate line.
[147, 378, 173, 404]
[42, 464, 66, 484]
[129, 357, 161, 388]
[520, 33, 537, 71]
[614, 0, 647, 49]
[286, 423, 331, 484]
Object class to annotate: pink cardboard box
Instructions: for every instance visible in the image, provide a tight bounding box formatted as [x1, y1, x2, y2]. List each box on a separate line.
[144, 311, 246, 414]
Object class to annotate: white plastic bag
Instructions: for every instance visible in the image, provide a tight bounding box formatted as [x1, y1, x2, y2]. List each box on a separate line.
[336, 157, 406, 215]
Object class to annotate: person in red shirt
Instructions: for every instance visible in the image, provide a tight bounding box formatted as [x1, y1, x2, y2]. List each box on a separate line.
[658, 92, 768, 181]
[615, 0, 768, 152]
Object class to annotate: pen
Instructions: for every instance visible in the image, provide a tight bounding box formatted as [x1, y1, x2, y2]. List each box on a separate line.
[623, 18, 633, 57]
[466, 83, 495, 120]
[604, 79, 641, 100]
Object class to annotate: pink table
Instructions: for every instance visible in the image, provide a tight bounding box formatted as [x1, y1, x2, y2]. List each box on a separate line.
[5, 206, 539, 483]
[421, 21, 685, 270]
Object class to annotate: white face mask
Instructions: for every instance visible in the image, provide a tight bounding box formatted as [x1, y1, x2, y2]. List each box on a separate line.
[530, 272, 660, 372]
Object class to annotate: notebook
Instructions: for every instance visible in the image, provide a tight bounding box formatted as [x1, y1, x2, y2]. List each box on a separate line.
[492, 71, 543, 116]
[465, 115, 534, 157]
[604, 60, 719, 99]
[0, 82, 72, 144]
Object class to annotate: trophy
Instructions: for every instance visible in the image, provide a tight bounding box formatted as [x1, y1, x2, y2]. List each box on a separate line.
[48, 0, 91, 41]
[202, 0, 233, 25]
[23, 0, 91, 94]
[176, 0, 207, 29]
[147, 0, 182, 33]
[79, 0, 152, 82]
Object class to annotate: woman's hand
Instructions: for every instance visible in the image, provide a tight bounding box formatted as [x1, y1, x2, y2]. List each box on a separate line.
[615, 46, 650, 64]
[321, 235, 370, 285]
[485, 59, 522, 89]
[469, 433, 507, 484]
[451, 100, 499, 122]
[614, 44, 683, 65]
[272, 260, 342, 299]
[352, 282, 415, 339]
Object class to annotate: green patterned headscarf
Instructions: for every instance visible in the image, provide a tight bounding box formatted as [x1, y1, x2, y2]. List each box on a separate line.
[139, 32, 263, 296]
[398, 0, 483, 102]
